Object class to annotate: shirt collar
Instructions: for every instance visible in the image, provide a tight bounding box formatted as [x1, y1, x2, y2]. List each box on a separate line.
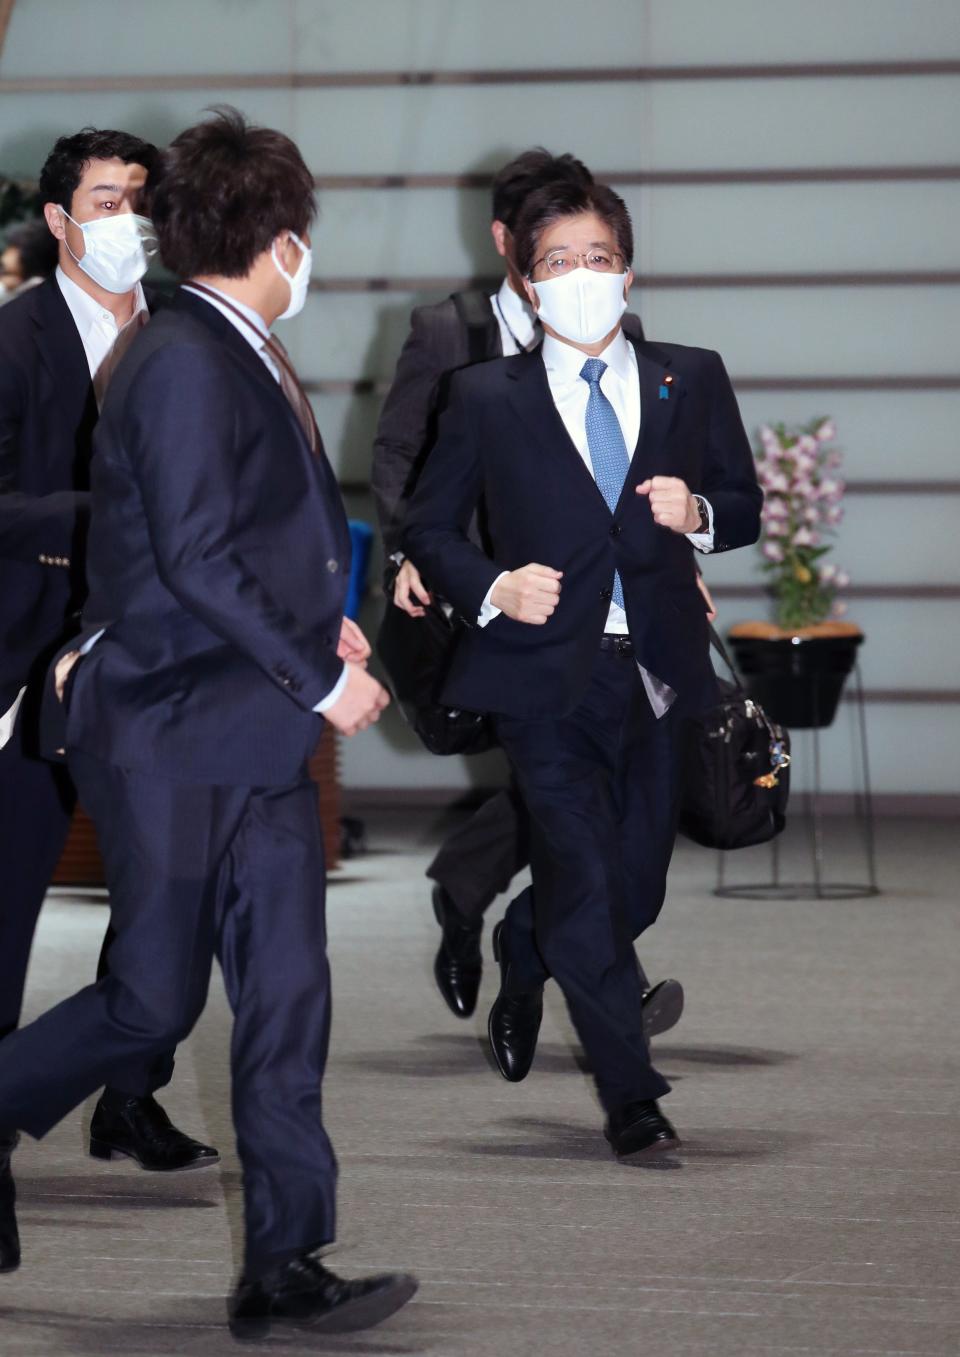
[541, 324, 635, 385]
[493, 277, 537, 348]
[182, 282, 270, 352]
[56, 264, 147, 335]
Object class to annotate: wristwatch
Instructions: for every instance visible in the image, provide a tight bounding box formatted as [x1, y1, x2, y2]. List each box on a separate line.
[692, 494, 710, 534]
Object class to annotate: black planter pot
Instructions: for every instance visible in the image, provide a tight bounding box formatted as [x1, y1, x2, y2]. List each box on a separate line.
[728, 632, 864, 730]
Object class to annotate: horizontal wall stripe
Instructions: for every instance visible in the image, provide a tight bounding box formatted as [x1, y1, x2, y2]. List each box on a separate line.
[309, 270, 960, 294]
[305, 376, 960, 397]
[845, 480, 960, 495]
[338, 478, 959, 497]
[851, 690, 960, 704]
[311, 165, 960, 191]
[710, 584, 960, 600]
[4, 59, 960, 94]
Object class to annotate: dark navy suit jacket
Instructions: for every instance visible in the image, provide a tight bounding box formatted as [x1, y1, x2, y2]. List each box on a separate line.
[403, 335, 762, 719]
[58, 289, 350, 786]
[0, 276, 100, 713]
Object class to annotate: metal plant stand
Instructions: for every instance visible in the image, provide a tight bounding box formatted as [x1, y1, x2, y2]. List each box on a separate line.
[714, 662, 880, 901]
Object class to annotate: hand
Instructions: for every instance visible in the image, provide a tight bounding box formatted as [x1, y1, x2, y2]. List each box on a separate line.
[490, 564, 563, 625]
[392, 558, 432, 618]
[337, 616, 371, 666]
[636, 476, 701, 534]
[324, 662, 390, 736]
[696, 572, 718, 622]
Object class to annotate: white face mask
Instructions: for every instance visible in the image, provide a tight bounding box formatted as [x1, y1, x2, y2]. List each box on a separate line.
[59, 207, 157, 293]
[272, 232, 312, 320]
[532, 269, 628, 346]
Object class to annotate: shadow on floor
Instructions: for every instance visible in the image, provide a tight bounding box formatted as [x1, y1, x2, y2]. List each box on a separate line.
[332, 1031, 588, 1079]
[655, 1044, 797, 1069]
[439, 1116, 815, 1170]
[0, 1303, 431, 1356]
[16, 1174, 219, 1209]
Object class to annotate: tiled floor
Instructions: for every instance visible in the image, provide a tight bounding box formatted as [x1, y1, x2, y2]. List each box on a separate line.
[3, 812, 959, 1355]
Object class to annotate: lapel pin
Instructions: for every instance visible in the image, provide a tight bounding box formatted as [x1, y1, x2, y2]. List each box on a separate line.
[659, 373, 674, 400]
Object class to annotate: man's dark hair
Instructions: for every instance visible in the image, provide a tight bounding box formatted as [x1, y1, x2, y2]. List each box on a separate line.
[3, 218, 59, 280]
[513, 179, 634, 277]
[38, 128, 160, 211]
[491, 148, 593, 231]
[150, 106, 316, 280]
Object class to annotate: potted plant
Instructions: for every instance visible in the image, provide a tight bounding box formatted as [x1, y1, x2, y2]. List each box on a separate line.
[728, 418, 863, 729]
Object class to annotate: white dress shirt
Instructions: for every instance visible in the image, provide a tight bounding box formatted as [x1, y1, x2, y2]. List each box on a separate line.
[181, 284, 347, 713]
[55, 265, 148, 400]
[479, 326, 714, 631]
[490, 278, 539, 356]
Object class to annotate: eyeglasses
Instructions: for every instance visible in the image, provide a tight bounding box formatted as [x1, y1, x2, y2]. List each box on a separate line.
[528, 248, 625, 278]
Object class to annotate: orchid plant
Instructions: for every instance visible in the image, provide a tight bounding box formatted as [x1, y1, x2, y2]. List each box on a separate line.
[754, 418, 849, 631]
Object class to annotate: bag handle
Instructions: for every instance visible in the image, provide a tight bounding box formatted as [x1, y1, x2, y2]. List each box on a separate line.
[707, 623, 748, 695]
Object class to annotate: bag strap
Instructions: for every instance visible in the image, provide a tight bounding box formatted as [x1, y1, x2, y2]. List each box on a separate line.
[452, 289, 500, 362]
[708, 624, 749, 697]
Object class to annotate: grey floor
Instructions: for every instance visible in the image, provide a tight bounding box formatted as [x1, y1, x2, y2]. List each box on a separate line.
[3, 811, 959, 1356]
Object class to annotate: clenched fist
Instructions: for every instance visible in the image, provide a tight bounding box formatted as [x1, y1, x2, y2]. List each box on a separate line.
[491, 563, 563, 625]
[324, 662, 390, 736]
[636, 476, 701, 534]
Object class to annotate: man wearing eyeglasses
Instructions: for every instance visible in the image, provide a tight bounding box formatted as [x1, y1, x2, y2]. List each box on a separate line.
[373, 150, 684, 1043]
[403, 179, 762, 1159]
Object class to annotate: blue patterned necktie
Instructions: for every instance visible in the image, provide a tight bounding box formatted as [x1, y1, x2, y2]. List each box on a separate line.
[581, 357, 629, 608]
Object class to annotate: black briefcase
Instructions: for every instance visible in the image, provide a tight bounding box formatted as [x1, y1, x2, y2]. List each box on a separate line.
[375, 590, 495, 757]
[678, 630, 791, 850]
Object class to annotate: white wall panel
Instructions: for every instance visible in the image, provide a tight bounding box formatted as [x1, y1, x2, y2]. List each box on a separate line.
[5, 1, 959, 79]
[637, 286, 960, 378]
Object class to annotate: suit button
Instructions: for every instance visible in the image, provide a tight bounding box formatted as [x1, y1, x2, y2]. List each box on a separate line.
[600, 588, 613, 602]
[326, 559, 339, 574]
[610, 524, 621, 537]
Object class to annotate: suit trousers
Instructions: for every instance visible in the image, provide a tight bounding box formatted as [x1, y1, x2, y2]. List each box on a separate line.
[0, 750, 337, 1273]
[495, 648, 685, 1114]
[0, 710, 76, 1040]
[0, 703, 175, 1095]
[426, 778, 529, 922]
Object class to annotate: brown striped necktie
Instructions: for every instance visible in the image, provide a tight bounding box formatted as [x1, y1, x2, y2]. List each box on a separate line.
[185, 282, 320, 455]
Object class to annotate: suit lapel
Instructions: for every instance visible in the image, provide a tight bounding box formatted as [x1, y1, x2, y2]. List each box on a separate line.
[31, 277, 97, 427]
[616, 338, 683, 512]
[505, 350, 612, 515]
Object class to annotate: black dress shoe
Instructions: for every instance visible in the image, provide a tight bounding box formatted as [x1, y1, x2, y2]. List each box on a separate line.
[0, 1133, 20, 1273]
[229, 1251, 418, 1339]
[641, 978, 685, 1038]
[605, 1100, 680, 1160]
[89, 1093, 219, 1172]
[432, 885, 483, 1018]
[487, 920, 543, 1083]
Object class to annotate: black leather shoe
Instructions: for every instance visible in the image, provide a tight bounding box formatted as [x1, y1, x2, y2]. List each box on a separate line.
[89, 1093, 219, 1172]
[642, 978, 685, 1038]
[229, 1251, 418, 1339]
[487, 920, 543, 1082]
[605, 1100, 680, 1160]
[432, 885, 483, 1018]
[0, 1133, 19, 1273]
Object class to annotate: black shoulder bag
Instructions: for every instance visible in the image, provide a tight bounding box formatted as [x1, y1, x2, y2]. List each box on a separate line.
[678, 628, 792, 850]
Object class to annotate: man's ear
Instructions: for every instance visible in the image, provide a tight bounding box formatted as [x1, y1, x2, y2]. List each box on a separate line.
[623, 267, 635, 299]
[522, 276, 539, 311]
[490, 220, 509, 259]
[43, 202, 66, 241]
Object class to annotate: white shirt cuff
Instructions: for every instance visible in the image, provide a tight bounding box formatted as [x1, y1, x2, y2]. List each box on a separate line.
[685, 495, 715, 553]
[477, 571, 509, 627]
[313, 663, 348, 713]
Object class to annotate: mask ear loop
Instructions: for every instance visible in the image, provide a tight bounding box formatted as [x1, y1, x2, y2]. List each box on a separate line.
[57, 206, 85, 269]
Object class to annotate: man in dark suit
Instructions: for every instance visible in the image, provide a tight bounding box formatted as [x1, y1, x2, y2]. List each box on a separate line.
[0, 130, 218, 1218]
[373, 150, 683, 1040]
[0, 110, 416, 1336]
[403, 178, 762, 1159]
